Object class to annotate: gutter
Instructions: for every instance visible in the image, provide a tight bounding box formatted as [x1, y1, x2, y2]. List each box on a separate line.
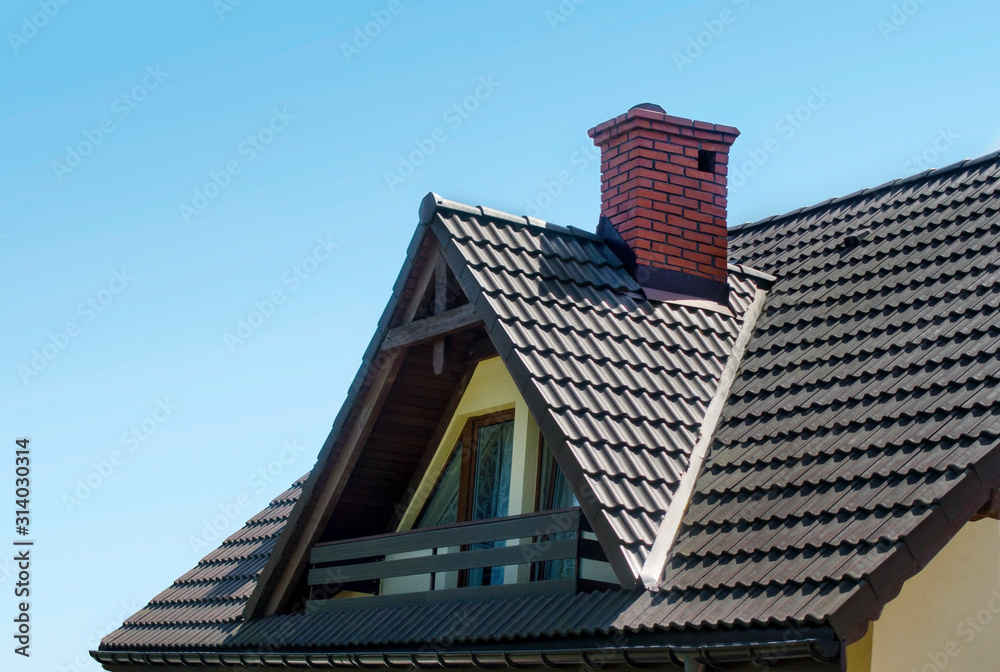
[91, 637, 840, 669]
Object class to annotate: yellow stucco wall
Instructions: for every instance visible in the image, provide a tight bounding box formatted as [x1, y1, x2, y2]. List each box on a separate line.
[846, 517, 1000, 672]
[395, 356, 537, 532]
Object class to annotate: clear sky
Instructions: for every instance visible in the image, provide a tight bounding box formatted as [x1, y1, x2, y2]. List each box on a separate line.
[1, 1, 998, 669]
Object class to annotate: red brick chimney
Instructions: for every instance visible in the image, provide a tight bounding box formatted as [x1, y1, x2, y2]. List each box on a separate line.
[588, 104, 739, 303]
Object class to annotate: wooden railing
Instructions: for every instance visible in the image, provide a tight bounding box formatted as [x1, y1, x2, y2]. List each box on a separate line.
[306, 507, 610, 611]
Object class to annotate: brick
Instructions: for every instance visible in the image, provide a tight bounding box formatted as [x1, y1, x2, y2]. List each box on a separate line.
[668, 195, 701, 210]
[699, 243, 726, 257]
[671, 175, 700, 190]
[651, 201, 684, 216]
[684, 188, 714, 203]
[697, 181, 727, 197]
[632, 188, 668, 203]
[651, 242, 685, 258]
[652, 161, 685, 176]
[651, 180, 684, 196]
[630, 148, 674, 164]
[682, 249, 713, 265]
[619, 157, 655, 173]
[683, 208, 714, 224]
[669, 256, 698, 271]
[653, 140, 685, 155]
[700, 203, 727, 218]
[698, 263, 725, 278]
[667, 235, 697, 251]
[683, 230, 714, 245]
[699, 223, 727, 238]
[671, 155, 699, 169]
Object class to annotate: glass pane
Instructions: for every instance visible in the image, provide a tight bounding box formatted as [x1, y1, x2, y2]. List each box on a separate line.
[471, 420, 514, 521]
[537, 440, 577, 581]
[538, 440, 578, 511]
[468, 419, 514, 586]
[414, 443, 461, 529]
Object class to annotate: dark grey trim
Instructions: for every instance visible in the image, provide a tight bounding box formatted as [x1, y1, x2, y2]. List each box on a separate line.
[308, 578, 580, 613]
[91, 636, 840, 670]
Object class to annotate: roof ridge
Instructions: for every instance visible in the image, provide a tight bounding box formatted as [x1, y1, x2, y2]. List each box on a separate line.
[729, 148, 1000, 236]
[419, 191, 603, 242]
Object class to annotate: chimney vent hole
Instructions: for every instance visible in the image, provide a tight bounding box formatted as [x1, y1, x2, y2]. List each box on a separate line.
[697, 149, 716, 174]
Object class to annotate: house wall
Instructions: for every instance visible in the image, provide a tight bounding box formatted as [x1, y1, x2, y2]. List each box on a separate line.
[846, 517, 1000, 672]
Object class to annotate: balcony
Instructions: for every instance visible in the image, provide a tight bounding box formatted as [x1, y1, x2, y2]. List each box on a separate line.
[306, 507, 614, 612]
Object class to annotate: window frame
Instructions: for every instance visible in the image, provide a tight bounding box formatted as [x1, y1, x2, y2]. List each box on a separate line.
[412, 409, 516, 529]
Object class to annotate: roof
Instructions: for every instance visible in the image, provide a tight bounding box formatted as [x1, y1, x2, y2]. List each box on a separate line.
[96, 151, 1000, 666]
[100, 475, 308, 650]
[427, 200, 762, 576]
[659, 150, 1000, 640]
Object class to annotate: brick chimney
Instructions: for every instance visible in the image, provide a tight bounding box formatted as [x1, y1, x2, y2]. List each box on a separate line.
[588, 104, 739, 304]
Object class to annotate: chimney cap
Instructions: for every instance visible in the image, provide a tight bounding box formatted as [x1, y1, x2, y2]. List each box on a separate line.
[630, 102, 666, 113]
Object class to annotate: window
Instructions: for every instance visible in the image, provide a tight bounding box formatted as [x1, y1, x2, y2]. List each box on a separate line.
[414, 444, 461, 529]
[537, 439, 577, 512]
[412, 411, 515, 585]
[535, 438, 578, 580]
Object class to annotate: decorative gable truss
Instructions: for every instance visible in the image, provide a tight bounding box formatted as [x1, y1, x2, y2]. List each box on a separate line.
[245, 193, 769, 617]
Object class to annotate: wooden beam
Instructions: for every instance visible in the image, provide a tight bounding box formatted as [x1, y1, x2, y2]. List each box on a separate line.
[379, 303, 480, 351]
[401, 245, 441, 324]
[257, 350, 405, 615]
[432, 254, 448, 375]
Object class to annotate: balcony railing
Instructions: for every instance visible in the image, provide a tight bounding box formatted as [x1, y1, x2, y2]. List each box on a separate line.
[306, 507, 611, 612]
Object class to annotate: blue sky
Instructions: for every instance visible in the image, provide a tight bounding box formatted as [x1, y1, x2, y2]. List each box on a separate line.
[1, 0, 998, 669]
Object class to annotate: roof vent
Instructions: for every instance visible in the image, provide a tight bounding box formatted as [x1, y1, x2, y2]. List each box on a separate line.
[841, 230, 869, 249]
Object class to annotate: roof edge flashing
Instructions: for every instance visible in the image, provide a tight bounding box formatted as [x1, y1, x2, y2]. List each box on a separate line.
[639, 282, 770, 590]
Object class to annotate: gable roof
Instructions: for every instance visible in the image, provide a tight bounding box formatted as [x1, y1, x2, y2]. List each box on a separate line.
[657, 151, 1000, 641]
[96, 151, 1000, 668]
[424, 197, 764, 579]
